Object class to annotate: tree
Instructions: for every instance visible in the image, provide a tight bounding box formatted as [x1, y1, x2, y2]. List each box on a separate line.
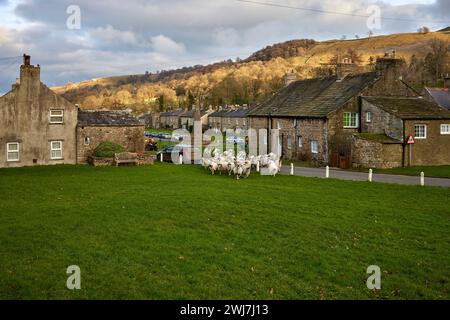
[418, 26, 430, 34]
[424, 38, 450, 82]
[158, 95, 164, 112]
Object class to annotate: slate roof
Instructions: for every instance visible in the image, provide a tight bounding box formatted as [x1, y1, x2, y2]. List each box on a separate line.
[424, 87, 450, 110]
[179, 109, 209, 118]
[363, 97, 450, 120]
[225, 109, 250, 118]
[77, 111, 143, 126]
[209, 109, 230, 117]
[160, 109, 184, 117]
[248, 73, 379, 117]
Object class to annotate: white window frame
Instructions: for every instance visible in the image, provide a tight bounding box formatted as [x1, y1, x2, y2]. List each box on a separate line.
[50, 141, 63, 160]
[297, 136, 303, 148]
[343, 112, 359, 128]
[49, 110, 64, 124]
[287, 136, 292, 150]
[441, 124, 450, 135]
[311, 140, 319, 154]
[414, 124, 427, 139]
[6, 142, 20, 162]
[366, 112, 372, 123]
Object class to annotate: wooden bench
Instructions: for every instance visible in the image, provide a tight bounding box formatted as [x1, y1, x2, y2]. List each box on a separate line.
[114, 152, 139, 167]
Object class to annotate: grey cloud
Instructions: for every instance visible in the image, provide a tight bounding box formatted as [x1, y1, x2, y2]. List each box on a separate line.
[0, 0, 448, 94]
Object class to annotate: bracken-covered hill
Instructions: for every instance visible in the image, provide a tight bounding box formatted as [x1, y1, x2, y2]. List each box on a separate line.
[53, 30, 450, 113]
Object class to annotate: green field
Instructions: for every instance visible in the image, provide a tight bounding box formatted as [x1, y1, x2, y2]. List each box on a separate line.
[0, 164, 449, 299]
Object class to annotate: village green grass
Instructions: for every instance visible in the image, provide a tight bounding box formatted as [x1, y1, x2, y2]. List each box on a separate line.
[0, 164, 449, 300]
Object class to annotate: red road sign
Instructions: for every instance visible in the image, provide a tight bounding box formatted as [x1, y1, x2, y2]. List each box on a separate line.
[407, 136, 415, 145]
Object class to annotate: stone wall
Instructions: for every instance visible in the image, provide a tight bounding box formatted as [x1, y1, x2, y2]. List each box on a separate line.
[404, 119, 450, 166]
[0, 63, 78, 168]
[77, 125, 145, 163]
[361, 100, 403, 139]
[249, 116, 328, 162]
[351, 136, 402, 168]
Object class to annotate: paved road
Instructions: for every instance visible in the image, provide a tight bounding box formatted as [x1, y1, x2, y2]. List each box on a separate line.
[280, 166, 450, 188]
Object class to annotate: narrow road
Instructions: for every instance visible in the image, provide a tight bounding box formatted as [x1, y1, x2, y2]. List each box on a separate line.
[280, 166, 450, 188]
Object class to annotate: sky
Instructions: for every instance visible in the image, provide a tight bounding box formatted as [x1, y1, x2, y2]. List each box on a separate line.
[0, 0, 449, 94]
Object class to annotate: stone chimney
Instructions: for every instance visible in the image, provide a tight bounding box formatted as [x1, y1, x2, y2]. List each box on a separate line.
[336, 57, 359, 81]
[375, 52, 405, 78]
[283, 70, 297, 86]
[19, 54, 40, 89]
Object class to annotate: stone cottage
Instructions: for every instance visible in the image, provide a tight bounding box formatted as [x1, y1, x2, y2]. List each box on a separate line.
[179, 108, 213, 130]
[159, 109, 184, 129]
[248, 56, 450, 168]
[208, 107, 250, 131]
[0, 55, 78, 168]
[0, 55, 144, 168]
[77, 111, 145, 163]
[358, 97, 450, 167]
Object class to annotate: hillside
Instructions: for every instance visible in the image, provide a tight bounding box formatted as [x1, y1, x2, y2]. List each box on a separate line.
[53, 31, 450, 113]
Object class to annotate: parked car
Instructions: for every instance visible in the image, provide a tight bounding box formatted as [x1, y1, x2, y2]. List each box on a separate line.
[157, 144, 202, 164]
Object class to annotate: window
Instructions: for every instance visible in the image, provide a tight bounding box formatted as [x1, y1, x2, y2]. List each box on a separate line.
[343, 112, 359, 128]
[50, 110, 64, 124]
[297, 136, 303, 148]
[243, 119, 247, 126]
[366, 112, 372, 123]
[6, 142, 20, 162]
[441, 124, 450, 135]
[84, 137, 90, 146]
[287, 137, 292, 149]
[311, 140, 319, 154]
[414, 124, 427, 139]
[50, 141, 63, 160]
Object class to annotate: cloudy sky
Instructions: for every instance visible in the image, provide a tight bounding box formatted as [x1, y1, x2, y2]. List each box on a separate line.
[0, 0, 449, 94]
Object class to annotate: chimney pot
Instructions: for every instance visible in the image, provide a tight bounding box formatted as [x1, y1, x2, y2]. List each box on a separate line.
[23, 54, 31, 66]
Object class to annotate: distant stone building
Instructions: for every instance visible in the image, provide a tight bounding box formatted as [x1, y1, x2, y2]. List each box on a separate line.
[180, 108, 213, 130]
[0, 55, 78, 168]
[159, 109, 184, 129]
[220, 109, 250, 131]
[0, 55, 144, 168]
[77, 111, 145, 163]
[248, 57, 450, 168]
[138, 112, 160, 128]
[208, 107, 250, 131]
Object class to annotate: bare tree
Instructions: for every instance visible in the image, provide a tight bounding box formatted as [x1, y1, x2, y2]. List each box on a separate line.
[424, 38, 450, 82]
[417, 26, 430, 34]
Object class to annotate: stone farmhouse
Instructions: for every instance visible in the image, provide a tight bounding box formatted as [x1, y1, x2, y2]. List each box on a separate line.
[0, 55, 144, 169]
[248, 56, 450, 168]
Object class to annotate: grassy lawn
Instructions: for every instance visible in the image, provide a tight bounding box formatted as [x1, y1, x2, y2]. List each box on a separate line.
[375, 166, 450, 179]
[0, 164, 449, 300]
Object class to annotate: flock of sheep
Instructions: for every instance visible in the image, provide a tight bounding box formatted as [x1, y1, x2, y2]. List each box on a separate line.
[201, 149, 281, 179]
